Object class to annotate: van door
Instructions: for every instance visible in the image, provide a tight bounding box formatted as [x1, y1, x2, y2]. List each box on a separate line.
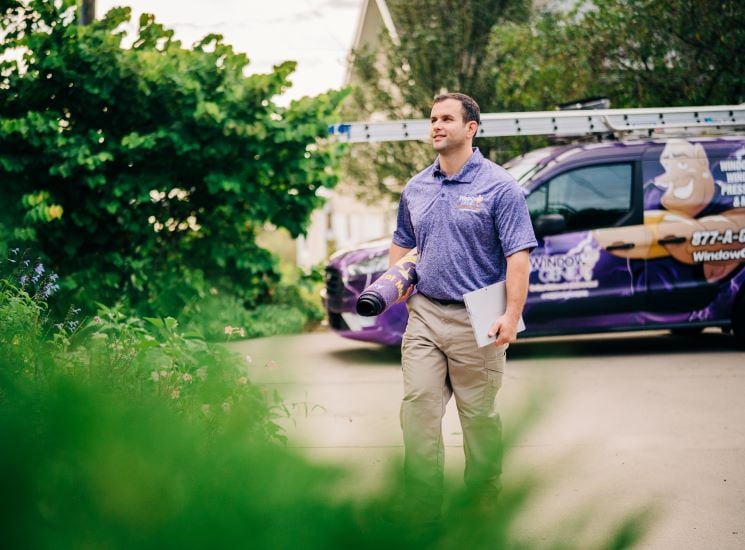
[524, 160, 647, 333]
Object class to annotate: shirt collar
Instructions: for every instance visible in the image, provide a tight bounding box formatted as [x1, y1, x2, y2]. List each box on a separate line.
[433, 148, 483, 183]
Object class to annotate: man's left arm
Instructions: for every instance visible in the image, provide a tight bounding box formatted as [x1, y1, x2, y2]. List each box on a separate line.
[488, 249, 531, 346]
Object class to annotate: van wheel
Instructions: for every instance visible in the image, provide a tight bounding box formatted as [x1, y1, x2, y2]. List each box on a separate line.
[733, 294, 745, 349]
[670, 327, 703, 336]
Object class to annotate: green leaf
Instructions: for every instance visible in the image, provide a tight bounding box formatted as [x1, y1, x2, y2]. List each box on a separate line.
[164, 317, 178, 331]
[143, 317, 164, 329]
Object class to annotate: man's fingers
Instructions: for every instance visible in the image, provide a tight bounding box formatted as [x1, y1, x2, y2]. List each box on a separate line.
[494, 332, 511, 346]
[490, 315, 519, 345]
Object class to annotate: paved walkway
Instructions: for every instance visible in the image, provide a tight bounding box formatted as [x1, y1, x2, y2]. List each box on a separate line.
[232, 329, 745, 549]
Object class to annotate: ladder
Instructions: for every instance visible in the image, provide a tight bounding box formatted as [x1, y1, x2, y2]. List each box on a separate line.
[328, 104, 745, 143]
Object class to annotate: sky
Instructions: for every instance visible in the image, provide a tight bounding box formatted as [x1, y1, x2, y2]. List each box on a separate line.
[96, 0, 364, 102]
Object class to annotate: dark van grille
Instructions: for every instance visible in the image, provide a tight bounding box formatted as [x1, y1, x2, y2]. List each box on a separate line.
[328, 312, 349, 330]
[325, 267, 343, 297]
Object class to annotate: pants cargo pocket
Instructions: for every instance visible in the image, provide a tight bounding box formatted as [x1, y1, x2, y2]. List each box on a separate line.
[479, 346, 505, 413]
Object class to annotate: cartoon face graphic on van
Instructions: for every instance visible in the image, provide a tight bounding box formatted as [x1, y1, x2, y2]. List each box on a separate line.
[655, 139, 715, 217]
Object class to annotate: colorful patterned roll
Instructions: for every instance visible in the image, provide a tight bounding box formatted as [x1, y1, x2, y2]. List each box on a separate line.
[356, 251, 418, 316]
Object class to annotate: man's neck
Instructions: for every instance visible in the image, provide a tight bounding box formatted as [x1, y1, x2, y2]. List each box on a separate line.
[438, 146, 474, 177]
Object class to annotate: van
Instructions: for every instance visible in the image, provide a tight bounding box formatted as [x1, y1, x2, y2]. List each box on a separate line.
[324, 136, 745, 347]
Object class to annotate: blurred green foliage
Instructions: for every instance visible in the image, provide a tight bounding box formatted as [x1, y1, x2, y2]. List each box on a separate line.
[491, 0, 744, 111]
[0, 0, 346, 316]
[343, 0, 745, 202]
[181, 265, 326, 341]
[0, 264, 652, 549]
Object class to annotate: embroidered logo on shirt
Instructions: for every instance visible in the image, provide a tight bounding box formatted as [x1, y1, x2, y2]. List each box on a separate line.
[455, 194, 485, 211]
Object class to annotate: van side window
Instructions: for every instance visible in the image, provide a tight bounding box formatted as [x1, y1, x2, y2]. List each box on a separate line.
[528, 163, 633, 232]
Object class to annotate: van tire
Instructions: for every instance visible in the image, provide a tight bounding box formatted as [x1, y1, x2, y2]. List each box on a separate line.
[733, 294, 745, 350]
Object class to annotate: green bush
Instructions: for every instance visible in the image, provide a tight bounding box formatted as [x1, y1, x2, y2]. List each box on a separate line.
[0, 256, 284, 443]
[0, 0, 346, 316]
[180, 292, 308, 341]
[180, 266, 326, 341]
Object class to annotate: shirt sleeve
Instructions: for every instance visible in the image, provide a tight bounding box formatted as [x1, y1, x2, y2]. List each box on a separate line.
[493, 180, 538, 257]
[392, 189, 416, 249]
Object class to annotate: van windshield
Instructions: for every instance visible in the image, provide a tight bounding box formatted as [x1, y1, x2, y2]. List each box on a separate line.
[504, 149, 554, 186]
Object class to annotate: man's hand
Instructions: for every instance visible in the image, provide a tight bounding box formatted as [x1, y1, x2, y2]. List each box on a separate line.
[489, 249, 531, 347]
[488, 314, 520, 346]
[398, 284, 415, 303]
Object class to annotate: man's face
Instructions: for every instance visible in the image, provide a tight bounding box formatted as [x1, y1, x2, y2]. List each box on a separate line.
[430, 98, 475, 153]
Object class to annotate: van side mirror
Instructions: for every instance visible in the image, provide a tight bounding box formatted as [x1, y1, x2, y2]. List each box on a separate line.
[533, 213, 566, 237]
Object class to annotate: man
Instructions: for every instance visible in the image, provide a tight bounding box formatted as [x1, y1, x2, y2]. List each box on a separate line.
[390, 92, 536, 518]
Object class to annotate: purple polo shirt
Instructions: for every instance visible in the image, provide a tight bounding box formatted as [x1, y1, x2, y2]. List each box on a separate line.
[392, 148, 537, 302]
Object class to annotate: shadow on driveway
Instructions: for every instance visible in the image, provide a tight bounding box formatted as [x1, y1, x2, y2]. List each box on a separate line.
[327, 345, 402, 366]
[327, 329, 741, 364]
[509, 330, 740, 359]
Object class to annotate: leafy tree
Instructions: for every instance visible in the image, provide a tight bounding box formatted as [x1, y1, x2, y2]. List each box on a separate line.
[342, 0, 531, 202]
[0, 0, 346, 314]
[488, 13, 595, 112]
[493, 0, 745, 110]
[578, 0, 745, 107]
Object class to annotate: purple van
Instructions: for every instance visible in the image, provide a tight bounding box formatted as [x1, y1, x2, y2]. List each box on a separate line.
[324, 137, 745, 347]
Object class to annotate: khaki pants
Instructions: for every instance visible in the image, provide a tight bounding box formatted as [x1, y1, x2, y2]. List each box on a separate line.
[401, 293, 506, 507]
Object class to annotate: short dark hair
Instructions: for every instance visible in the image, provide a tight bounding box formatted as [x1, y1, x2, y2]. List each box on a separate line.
[432, 92, 481, 126]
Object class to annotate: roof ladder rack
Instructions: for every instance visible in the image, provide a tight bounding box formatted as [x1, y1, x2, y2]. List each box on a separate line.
[328, 105, 745, 143]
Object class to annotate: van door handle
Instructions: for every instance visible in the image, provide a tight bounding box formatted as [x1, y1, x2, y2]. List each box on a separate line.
[657, 235, 686, 245]
[606, 242, 635, 251]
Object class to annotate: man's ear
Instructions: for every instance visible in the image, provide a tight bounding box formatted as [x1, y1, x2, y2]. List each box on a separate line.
[467, 121, 478, 138]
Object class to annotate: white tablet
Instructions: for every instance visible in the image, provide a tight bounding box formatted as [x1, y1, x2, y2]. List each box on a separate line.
[463, 281, 526, 348]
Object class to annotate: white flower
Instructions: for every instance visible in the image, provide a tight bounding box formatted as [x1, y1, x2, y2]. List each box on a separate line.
[150, 371, 160, 382]
[182, 373, 193, 382]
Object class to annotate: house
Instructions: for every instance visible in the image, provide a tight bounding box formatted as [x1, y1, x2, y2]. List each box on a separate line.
[295, 0, 398, 269]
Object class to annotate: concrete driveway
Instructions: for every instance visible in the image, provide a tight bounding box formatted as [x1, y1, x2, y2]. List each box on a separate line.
[232, 329, 744, 549]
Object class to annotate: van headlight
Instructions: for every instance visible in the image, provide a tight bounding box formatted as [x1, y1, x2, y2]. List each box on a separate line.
[346, 254, 388, 277]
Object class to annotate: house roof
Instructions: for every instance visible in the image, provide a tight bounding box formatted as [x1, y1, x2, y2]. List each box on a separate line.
[345, 0, 398, 84]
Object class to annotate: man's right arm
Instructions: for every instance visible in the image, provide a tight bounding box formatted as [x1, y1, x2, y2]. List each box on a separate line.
[389, 244, 413, 267]
[391, 188, 415, 267]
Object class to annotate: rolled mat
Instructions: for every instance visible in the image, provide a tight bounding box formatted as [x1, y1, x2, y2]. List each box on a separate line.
[356, 250, 418, 316]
